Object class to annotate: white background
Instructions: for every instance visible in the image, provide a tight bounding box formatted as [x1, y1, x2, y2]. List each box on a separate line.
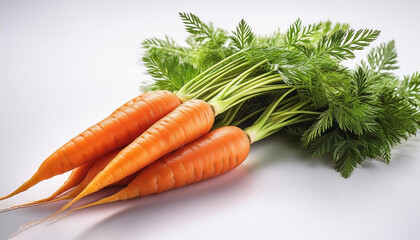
[1, 0, 420, 239]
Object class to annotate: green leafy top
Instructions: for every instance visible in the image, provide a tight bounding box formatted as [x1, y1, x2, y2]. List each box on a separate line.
[297, 41, 420, 177]
[140, 13, 420, 178]
[230, 19, 256, 50]
[283, 19, 322, 47]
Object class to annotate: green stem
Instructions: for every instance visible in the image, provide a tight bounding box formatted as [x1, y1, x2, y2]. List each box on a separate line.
[227, 72, 275, 96]
[187, 60, 250, 96]
[209, 84, 292, 115]
[244, 94, 320, 143]
[178, 50, 244, 95]
[272, 110, 320, 118]
[215, 59, 269, 100]
[193, 79, 232, 100]
[232, 108, 266, 126]
[211, 101, 246, 130]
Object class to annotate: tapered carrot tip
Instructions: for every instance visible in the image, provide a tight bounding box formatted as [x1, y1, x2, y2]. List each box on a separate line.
[0, 172, 45, 201]
[9, 214, 53, 238]
[0, 196, 67, 213]
[61, 194, 121, 219]
[56, 185, 97, 214]
[50, 190, 127, 223]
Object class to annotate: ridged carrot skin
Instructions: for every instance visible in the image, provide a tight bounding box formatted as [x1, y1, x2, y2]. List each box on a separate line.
[0, 90, 181, 200]
[111, 92, 151, 115]
[73, 126, 250, 210]
[60, 99, 215, 211]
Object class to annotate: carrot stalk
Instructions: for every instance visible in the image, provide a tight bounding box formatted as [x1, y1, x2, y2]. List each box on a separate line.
[0, 90, 181, 200]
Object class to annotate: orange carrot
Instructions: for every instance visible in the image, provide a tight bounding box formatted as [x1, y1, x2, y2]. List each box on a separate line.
[69, 126, 250, 211]
[0, 90, 181, 200]
[57, 99, 215, 212]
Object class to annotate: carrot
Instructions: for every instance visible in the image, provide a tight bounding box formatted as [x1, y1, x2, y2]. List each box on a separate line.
[57, 99, 215, 213]
[0, 90, 181, 200]
[67, 126, 250, 212]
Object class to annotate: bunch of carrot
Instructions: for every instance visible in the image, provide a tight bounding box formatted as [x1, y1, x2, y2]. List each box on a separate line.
[1, 13, 419, 224]
[0, 90, 254, 217]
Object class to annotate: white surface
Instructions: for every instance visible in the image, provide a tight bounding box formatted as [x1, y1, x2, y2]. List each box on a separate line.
[1, 0, 420, 239]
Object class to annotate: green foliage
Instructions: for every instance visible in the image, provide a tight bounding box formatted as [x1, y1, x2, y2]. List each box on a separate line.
[140, 13, 420, 178]
[308, 21, 350, 43]
[284, 19, 322, 47]
[142, 36, 188, 58]
[365, 40, 399, 72]
[316, 29, 380, 60]
[303, 41, 420, 177]
[179, 12, 229, 60]
[179, 12, 214, 40]
[302, 109, 334, 144]
[141, 55, 200, 92]
[256, 29, 284, 48]
[230, 19, 256, 50]
[399, 72, 420, 106]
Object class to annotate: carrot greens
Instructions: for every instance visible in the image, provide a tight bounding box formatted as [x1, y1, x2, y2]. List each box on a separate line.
[142, 13, 420, 177]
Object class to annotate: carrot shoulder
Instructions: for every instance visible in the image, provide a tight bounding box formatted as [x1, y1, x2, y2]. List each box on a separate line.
[59, 99, 215, 211]
[71, 126, 250, 211]
[0, 90, 181, 200]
